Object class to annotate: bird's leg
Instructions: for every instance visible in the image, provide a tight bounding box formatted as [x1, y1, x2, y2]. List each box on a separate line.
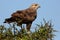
[26, 23, 32, 34]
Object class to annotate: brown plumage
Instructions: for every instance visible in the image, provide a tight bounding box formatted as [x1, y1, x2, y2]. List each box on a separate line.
[4, 3, 40, 31]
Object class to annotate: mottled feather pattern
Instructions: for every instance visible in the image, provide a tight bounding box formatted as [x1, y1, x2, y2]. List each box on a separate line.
[4, 3, 40, 31]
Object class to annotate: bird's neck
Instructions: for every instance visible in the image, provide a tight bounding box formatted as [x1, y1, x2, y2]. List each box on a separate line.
[28, 7, 37, 11]
[29, 6, 38, 10]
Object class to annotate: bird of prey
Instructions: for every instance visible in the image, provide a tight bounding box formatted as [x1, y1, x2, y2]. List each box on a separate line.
[4, 3, 40, 32]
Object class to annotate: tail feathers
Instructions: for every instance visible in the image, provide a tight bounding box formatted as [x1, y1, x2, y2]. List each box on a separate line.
[4, 17, 15, 23]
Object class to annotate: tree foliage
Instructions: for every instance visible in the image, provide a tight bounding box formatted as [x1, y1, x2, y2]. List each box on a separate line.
[0, 20, 56, 40]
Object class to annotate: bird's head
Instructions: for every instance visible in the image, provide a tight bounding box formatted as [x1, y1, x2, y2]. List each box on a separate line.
[30, 3, 40, 10]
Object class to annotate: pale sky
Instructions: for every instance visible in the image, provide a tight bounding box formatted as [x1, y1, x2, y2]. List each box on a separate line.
[0, 0, 60, 40]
